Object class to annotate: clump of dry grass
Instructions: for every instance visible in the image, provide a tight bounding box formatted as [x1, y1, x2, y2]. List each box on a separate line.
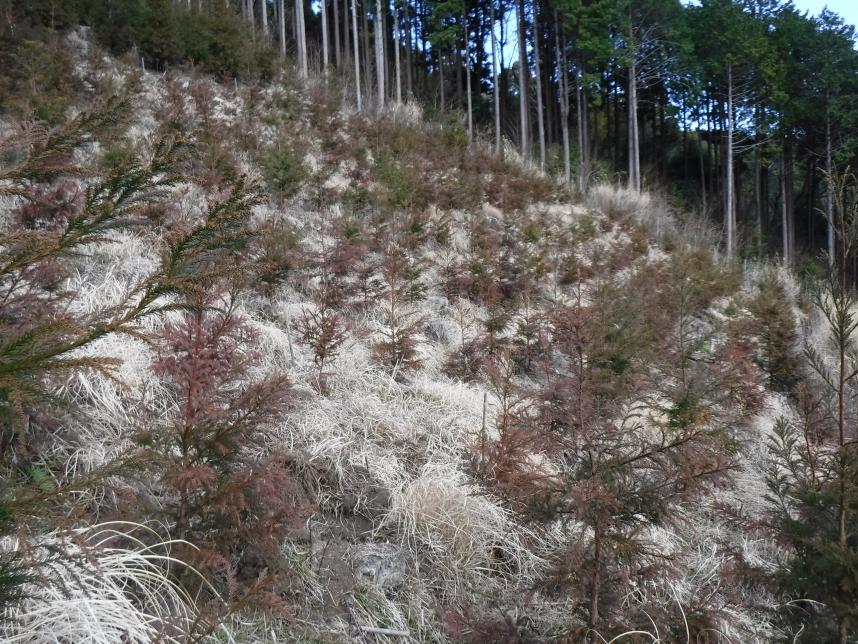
[387, 462, 546, 594]
[0, 522, 209, 644]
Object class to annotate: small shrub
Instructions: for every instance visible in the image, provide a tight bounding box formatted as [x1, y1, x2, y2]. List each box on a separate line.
[371, 246, 425, 376]
[255, 220, 302, 294]
[373, 152, 428, 211]
[264, 145, 307, 199]
[98, 140, 136, 173]
[570, 214, 598, 243]
[293, 294, 348, 392]
[511, 294, 549, 374]
[148, 297, 307, 588]
[744, 275, 800, 392]
[0, 38, 78, 124]
[342, 185, 373, 213]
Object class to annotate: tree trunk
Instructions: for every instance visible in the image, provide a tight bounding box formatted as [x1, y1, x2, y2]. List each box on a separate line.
[404, 0, 413, 97]
[261, 0, 268, 36]
[362, 1, 372, 99]
[295, 0, 308, 77]
[464, 12, 473, 144]
[699, 130, 707, 212]
[516, 0, 529, 159]
[754, 101, 762, 243]
[555, 11, 569, 186]
[333, 0, 341, 67]
[628, 47, 640, 192]
[532, 0, 545, 169]
[454, 39, 463, 108]
[827, 92, 835, 265]
[590, 526, 602, 627]
[343, 0, 351, 67]
[786, 139, 794, 261]
[279, 0, 287, 56]
[726, 62, 735, 259]
[382, 3, 389, 101]
[321, 0, 330, 72]
[352, 0, 362, 109]
[394, 1, 402, 103]
[576, 61, 587, 192]
[439, 49, 445, 110]
[375, 0, 385, 108]
[545, 32, 556, 151]
[781, 146, 790, 263]
[491, 1, 502, 157]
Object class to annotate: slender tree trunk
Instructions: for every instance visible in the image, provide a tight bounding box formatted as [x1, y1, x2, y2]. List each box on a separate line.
[343, 0, 351, 67]
[296, 0, 308, 77]
[516, 0, 529, 159]
[555, 11, 569, 186]
[261, 0, 268, 35]
[808, 159, 816, 248]
[375, 0, 385, 108]
[464, 11, 473, 145]
[726, 62, 735, 259]
[681, 97, 689, 181]
[382, 3, 389, 102]
[781, 148, 790, 262]
[754, 101, 763, 243]
[333, 0, 341, 67]
[698, 130, 707, 212]
[362, 1, 372, 98]
[786, 139, 794, 261]
[454, 40, 463, 108]
[590, 526, 602, 627]
[657, 84, 667, 179]
[404, 0, 413, 97]
[439, 49, 445, 110]
[279, 0, 287, 56]
[827, 92, 835, 265]
[352, 0, 362, 109]
[418, 0, 426, 97]
[837, 184, 849, 644]
[576, 63, 586, 192]
[394, 1, 402, 103]
[762, 152, 769, 243]
[628, 49, 640, 192]
[545, 36, 556, 150]
[605, 71, 614, 173]
[321, 0, 330, 72]
[532, 0, 545, 169]
[491, 1, 502, 157]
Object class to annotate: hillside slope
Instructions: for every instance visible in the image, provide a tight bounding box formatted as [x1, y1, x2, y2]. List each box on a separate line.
[0, 29, 814, 643]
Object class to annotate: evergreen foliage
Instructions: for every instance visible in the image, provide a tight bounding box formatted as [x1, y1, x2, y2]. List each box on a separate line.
[767, 169, 858, 642]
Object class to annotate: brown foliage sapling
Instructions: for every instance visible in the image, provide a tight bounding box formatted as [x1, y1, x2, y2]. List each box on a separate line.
[371, 245, 425, 376]
[149, 294, 307, 586]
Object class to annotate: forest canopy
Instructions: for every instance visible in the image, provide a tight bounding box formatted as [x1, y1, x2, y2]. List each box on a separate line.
[7, 0, 857, 265]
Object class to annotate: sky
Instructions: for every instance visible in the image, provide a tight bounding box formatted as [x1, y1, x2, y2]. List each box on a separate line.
[793, 1, 858, 29]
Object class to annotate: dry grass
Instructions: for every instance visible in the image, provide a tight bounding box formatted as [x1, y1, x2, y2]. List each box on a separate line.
[0, 36, 806, 642]
[0, 523, 208, 644]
